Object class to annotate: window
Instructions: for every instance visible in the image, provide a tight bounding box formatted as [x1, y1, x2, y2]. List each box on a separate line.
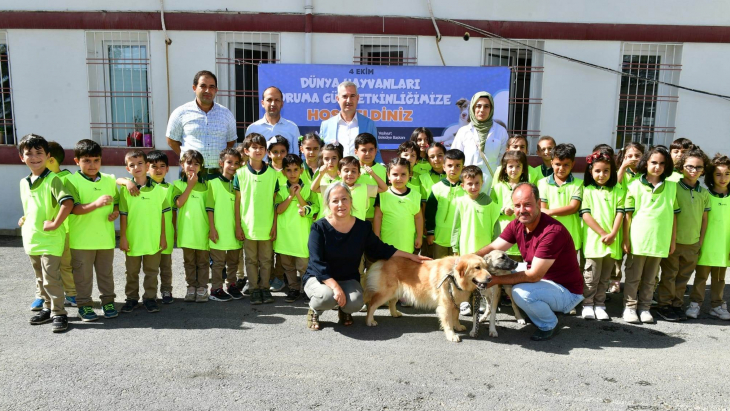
[615, 43, 682, 148]
[354, 36, 417, 66]
[86, 31, 153, 147]
[0, 31, 15, 145]
[216, 32, 280, 140]
[482, 39, 544, 154]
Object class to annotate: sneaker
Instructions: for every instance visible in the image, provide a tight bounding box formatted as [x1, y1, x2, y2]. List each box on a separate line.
[78, 306, 99, 322]
[594, 306, 610, 321]
[102, 303, 118, 318]
[64, 296, 77, 307]
[262, 289, 274, 303]
[655, 306, 679, 322]
[195, 287, 209, 303]
[623, 308, 640, 324]
[285, 289, 301, 303]
[238, 279, 250, 295]
[30, 308, 52, 325]
[672, 306, 687, 321]
[143, 299, 160, 313]
[531, 320, 560, 341]
[639, 310, 654, 324]
[30, 298, 45, 311]
[250, 289, 263, 305]
[184, 286, 196, 302]
[269, 277, 286, 292]
[581, 305, 595, 320]
[161, 291, 174, 304]
[608, 281, 621, 294]
[227, 283, 244, 300]
[210, 288, 232, 302]
[709, 303, 730, 320]
[121, 300, 139, 313]
[459, 302, 472, 316]
[51, 315, 69, 333]
[686, 302, 701, 319]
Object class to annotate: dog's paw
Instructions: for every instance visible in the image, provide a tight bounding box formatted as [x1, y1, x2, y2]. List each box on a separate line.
[366, 319, 378, 327]
[517, 319, 526, 325]
[454, 324, 467, 332]
[392, 310, 403, 318]
[469, 330, 478, 338]
[446, 334, 462, 342]
[489, 327, 499, 338]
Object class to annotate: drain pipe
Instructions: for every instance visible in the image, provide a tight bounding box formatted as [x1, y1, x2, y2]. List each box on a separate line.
[160, 0, 173, 116]
[304, 0, 313, 64]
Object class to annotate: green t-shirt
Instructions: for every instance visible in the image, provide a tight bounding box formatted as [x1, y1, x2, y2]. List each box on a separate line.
[625, 175, 680, 258]
[667, 171, 682, 183]
[418, 169, 446, 203]
[20, 169, 73, 256]
[413, 158, 431, 175]
[319, 183, 376, 221]
[119, 179, 170, 257]
[425, 179, 466, 247]
[579, 184, 625, 260]
[538, 174, 584, 250]
[490, 165, 541, 189]
[273, 180, 317, 258]
[172, 179, 210, 250]
[233, 163, 278, 241]
[490, 181, 520, 256]
[451, 193, 500, 255]
[407, 172, 422, 192]
[697, 189, 730, 267]
[313, 171, 340, 221]
[206, 176, 243, 251]
[675, 180, 711, 245]
[378, 187, 422, 253]
[56, 169, 72, 231]
[357, 163, 387, 219]
[151, 179, 174, 254]
[66, 171, 118, 250]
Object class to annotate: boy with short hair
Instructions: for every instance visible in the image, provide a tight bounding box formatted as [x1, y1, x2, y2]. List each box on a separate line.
[425, 149, 466, 259]
[451, 165, 500, 256]
[207, 148, 244, 302]
[18, 134, 74, 332]
[537, 136, 556, 178]
[668, 138, 694, 183]
[354, 133, 387, 221]
[147, 150, 175, 304]
[538, 143, 583, 251]
[119, 150, 169, 313]
[311, 156, 386, 221]
[65, 139, 119, 322]
[234, 133, 279, 305]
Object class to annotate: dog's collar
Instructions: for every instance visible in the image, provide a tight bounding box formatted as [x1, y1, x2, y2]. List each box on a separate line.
[436, 257, 464, 310]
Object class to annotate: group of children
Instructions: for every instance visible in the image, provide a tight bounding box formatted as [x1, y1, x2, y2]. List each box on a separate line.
[19, 128, 730, 333]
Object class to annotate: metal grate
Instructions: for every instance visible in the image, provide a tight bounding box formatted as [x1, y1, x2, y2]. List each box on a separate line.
[0, 31, 15, 145]
[215, 32, 280, 140]
[85, 31, 153, 147]
[482, 38, 544, 153]
[354, 36, 417, 66]
[615, 43, 682, 148]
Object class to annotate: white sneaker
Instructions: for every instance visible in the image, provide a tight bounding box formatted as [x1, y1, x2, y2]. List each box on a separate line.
[581, 305, 595, 320]
[686, 302, 700, 319]
[460, 302, 472, 316]
[623, 308, 640, 324]
[594, 306, 610, 321]
[195, 287, 209, 303]
[709, 303, 730, 320]
[184, 286, 196, 302]
[639, 310, 654, 324]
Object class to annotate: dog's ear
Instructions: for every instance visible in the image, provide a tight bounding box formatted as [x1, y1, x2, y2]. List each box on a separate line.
[455, 259, 468, 278]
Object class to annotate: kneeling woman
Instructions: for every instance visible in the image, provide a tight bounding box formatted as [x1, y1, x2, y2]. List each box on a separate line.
[303, 182, 428, 330]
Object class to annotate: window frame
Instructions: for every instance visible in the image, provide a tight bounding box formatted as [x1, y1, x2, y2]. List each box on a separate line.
[353, 35, 418, 66]
[0, 31, 16, 145]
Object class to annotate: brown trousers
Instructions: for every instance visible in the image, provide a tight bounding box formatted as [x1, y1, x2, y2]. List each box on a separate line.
[433, 244, 453, 259]
[690, 266, 727, 308]
[210, 248, 241, 290]
[29, 254, 67, 316]
[159, 253, 173, 293]
[182, 248, 210, 288]
[624, 254, 661, 311]
[658, 242, 700, 308]
[37, 234, 75, 298]
[280, 254, 308, 292]
[125, 252, 161, 301]
[243, 239, 273, 290]
[583, 257, 616, 306]
[71, 248, 116, 306]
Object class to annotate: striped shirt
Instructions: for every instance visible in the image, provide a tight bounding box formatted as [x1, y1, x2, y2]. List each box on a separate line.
[166, 100, 238, 168]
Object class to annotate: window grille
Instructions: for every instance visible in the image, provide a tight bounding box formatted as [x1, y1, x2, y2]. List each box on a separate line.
[354, 36, 417, 66]
[615, 43, 682, 148]
[0, 31, 15, 145]
[85, 31, 153, 147]
[215, 32, 280, 140]
[482, 39, 544, 154]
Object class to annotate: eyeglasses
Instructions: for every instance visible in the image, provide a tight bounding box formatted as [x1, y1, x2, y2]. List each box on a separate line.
[684, 165, 704, 172]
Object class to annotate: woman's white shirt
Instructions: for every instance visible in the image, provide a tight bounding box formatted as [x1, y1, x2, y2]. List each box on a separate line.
[451, 122, 509, 191]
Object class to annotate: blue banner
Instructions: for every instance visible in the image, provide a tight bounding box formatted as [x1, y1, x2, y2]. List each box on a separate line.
[258, 64, 511, 149]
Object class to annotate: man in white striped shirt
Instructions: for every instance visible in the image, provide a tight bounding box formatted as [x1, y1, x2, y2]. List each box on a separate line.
[245, 86, 301, 158]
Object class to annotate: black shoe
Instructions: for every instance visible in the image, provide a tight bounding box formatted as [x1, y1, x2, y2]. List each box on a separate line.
[672, 306, 687, 321]
[656, 305, 679, 322]
[143, 299, 160, 313]
[250, 289, 263, 305]
[52, 315, 68, 333]
[210, 288, 233, 302]
[161, 291, 174, 304]
[236, 278, 249, 295]
[121, 299, 139, 313]
[530, 321, 560, 341]
[262, 289, 274, 304]
[285, 289, 301, 303]
[227, 283, 244, 300]
[30, 308, 52, 325]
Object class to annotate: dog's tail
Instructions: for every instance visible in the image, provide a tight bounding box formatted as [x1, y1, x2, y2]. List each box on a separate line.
[364, 260, 384, 293]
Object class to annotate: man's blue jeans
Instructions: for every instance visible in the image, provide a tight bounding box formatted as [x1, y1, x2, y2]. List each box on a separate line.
[511, 280, 584, 331]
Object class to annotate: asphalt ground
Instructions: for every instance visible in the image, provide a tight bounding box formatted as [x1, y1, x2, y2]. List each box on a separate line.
[1, 235, 729, 411]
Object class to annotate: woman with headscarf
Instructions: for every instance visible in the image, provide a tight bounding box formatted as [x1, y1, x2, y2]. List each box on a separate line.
[451, 91, 509, 191]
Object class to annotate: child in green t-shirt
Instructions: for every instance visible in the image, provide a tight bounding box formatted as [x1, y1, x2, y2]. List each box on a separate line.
[119, 150, 169, 314]
[688, 154, 730, 320]
[418, 143, 446, 258]
[146, 150, 175, 304]
[490, 150, 530, 260]
[312, 156, 386, 221]
[267, 135, 289, 172]
[374, 158, 423, 254]
[172, 150, 211, 303]
[536, 136, 556, 178]
[299, 132, 323, 188]
[410, 127, 434, 176]
[490, 135, 542, 188]
[451, 165, 499, 256]
[310, 143, 343, 220]
[398, 141, 422, 191]
[538, 143, 583, 251]
[354, 133, 387, 221]
[425, 149, 466, 259]
[19, 134, 74, 333]
[668, 137, 694, 183]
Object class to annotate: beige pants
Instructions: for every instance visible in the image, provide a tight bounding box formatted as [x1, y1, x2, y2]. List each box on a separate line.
[433, 244, 453, 259]
[159, 253, 173, 293]
[243, 239, 273, 290]
[182, 248, 209, 288]
[237, 248, 246, 282]
[29, 254, 67, 316]
[210, 248, 240, 290]
[280, 254, 308, 292]
[624, 254, 661, 311]
[71, 248, 116, 307]
[691, 266, 727, 308]
[583, 257, 616, 306]
[658, 242, 700, 308]
[36, 234, 75, 298]
[125, 252, 161, 301]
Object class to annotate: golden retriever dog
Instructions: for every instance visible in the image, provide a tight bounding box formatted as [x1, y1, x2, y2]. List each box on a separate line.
[469, 250, 523, 339]
[365, 254, 492, 342]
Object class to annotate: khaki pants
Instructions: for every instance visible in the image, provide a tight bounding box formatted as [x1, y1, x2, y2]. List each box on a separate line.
[237, 248, 246, 281]
[433, 244, 453, 259]
[36, 234, 75, 298]
[182, 248, 209, 288]
[658, 242, 700, 308]
[583, 257, 616, 306]
[420, 240, 434, 258]
[71, 248, 115, 307]
[125, 252, 161, 301]
[691, 266, 727, 308]
[29, 254, 67, 316]
[624, 254, 661, 311]
[210, 248, 240, 290]
[159, 253, 173, 293]
[280, 254, 308, 292]
[243, 239, 273, 290]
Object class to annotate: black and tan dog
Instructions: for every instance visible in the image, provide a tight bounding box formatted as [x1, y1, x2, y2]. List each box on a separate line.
[469, 250, 524, 338]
